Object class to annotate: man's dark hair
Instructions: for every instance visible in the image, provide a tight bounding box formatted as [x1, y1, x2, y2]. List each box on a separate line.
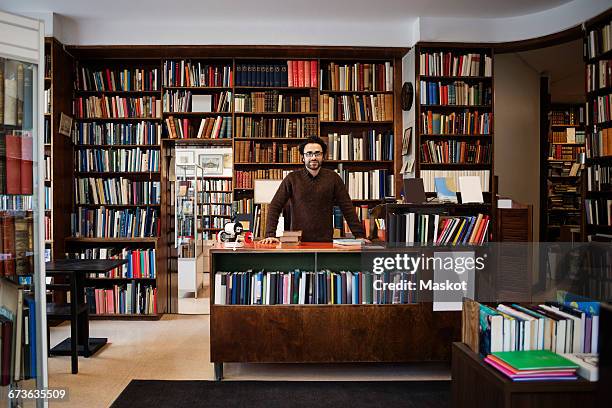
[299, 136, 327, 156]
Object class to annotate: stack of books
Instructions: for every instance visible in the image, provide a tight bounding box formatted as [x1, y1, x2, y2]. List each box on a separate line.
[484, 350, 578, 381]
[279, 230, 301, 246]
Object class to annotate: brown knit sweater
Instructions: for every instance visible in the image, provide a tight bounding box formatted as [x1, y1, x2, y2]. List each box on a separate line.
[265, 168, 365, 242]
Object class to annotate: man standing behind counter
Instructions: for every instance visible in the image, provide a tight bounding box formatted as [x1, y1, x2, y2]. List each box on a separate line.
[260, 136, 368, 244]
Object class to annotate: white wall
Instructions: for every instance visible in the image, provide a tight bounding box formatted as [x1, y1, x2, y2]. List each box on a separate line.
[494, 54, 541, 240]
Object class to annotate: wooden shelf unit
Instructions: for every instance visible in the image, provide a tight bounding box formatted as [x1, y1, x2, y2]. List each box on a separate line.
[54, 45, 408, 314]
[44, 37, 74, 260]
[415, 43, 494, 194]
[541, 103, 585, 242]
[582, 10, 612, 242]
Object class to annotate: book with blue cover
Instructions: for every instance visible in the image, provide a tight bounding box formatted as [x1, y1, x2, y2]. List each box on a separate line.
[434, 177, 457, 202]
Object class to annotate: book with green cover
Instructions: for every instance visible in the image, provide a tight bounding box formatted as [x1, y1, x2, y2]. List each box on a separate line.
[492, 350, 579, 370]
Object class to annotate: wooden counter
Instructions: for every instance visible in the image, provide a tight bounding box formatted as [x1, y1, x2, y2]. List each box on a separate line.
[209, 242, 461, 380]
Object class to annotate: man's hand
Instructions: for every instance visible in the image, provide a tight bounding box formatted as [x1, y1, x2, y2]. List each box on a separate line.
[258, 237, 280, 245]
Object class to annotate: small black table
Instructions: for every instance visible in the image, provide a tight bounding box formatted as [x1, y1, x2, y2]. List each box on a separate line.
[46, 259, 127, 373]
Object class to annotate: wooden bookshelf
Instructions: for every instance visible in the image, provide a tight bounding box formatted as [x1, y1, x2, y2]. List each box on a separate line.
[415, 43, 494, 194]
[541, 103, 585, 241]
[44, 37, 74, 260]
[583, 10, 612, 242]
[66, 57, 167, 318]
[58, 45, 408, 314]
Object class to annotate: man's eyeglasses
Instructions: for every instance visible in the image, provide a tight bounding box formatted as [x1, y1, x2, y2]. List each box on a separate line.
[304, 151, 323, 158]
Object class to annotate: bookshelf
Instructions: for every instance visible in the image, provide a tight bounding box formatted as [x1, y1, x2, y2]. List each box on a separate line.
[415, 43, 494, 194]
[542, 103, 586, 241]
[44, 38, 74, 260]
[54, 45, 407, 312]
[67, 58, 167, 319]
[583, 10, 612, 242]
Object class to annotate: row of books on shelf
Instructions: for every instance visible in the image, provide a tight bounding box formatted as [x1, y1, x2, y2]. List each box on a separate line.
[585, 198, 612, 226]
[548, 192, 580, 211]
[73, 96, 162, 119]
[549, 128, 585, 144]
[234, 92, 313, 113]
[338, 168, 395, 200]
[74, 178, 161, 206]
[419, 51, 492, 77]
[44, 214, 51, 240]
[164, 115, 232, 139]
[586, 164, 612, 191]
[0, 196, 33, 211]
[44, 117, 51, 143]
[70, 207, 160, 238]
[548, 145, 585, 161]
[76, 66, 160, 92]
[421, 170, 490, 193]
[75, 148, 160, 172]
[586, 127, 612, 158]
[214, 270, 415, 305]
[319, 62, 393, 92]
[421, 111, 491, 135]
[0, 282, 37, 385]
[201, 205, 231, 217]
[585, 20, 612, 60]
[1, 60, 34, 128]
[420, 140, 492, 164]
[477, 299, 599, 356]
[318, 94, 393, 122]
[586, 60, 612, 92]
[44, 156, 51, 180]
[85, 284, 157, 315]
[0, 214, 33, 276]
[251, 204, 268, 239]
[44, 51, 51, 77]
[548, 162, 581, 178]
[388, 213, 490, 245]
[0, 130, 33, 195]
[588, 93, 612, 124]
[419, 81, 492, 106]
[325, 131, 394, 161]
[202, 217, 225, 230]
[73, 121, 161, 145]
[198, 192, 233, 203]
[234, 141, 300, 163]
[44, 89, 51, 114]
[163, 61, 231, 88]
[162, 90, 231, 113]
[201, 178, 232, 191]
[44, 186, 51, 210]
[234, 169, 288, 189]
[234, 116, 317, 139]
[235, 63, 294, 88]
[67, 247, 156, 278]
[550, 107, 583, 126]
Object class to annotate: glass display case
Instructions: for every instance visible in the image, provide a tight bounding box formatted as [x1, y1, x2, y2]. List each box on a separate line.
[175, 163, 204, 298]
[0, 12, 47, 407]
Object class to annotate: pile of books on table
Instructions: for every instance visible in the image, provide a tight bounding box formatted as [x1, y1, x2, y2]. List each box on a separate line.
[484, 350, 578, 381]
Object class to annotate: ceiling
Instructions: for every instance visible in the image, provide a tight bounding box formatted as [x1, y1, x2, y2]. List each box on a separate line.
[1, 0, 573, 22]
[518, 39, 585, 103]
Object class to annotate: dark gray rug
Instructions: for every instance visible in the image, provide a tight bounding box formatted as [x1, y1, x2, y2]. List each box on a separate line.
[111, 380, 450, 408]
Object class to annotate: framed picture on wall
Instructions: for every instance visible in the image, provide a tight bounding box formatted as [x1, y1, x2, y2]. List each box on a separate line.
[176, 150, 195, 165]
[199, 154, 224, 175]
